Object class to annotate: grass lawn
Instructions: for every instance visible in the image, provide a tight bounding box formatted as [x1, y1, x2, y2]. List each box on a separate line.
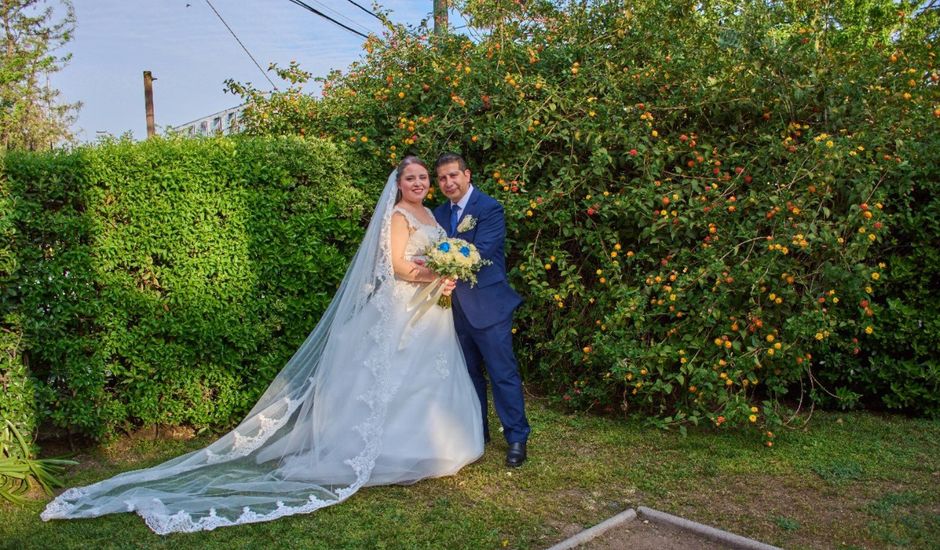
[2, 397, 938, 549]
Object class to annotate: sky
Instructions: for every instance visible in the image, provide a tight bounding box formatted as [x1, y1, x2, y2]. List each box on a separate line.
[50, 1, 456, 142]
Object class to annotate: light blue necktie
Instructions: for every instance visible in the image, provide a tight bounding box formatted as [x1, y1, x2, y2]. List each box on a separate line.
[450, 203, 460, 235]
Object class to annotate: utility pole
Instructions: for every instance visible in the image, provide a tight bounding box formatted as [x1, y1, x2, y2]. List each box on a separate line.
[143, 71, 155, 138]
[433, 0, 448, 34]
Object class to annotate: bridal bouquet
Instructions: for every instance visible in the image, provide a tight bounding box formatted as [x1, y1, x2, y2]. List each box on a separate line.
[415, 238, 491, 310]
[403, 238, 490, 344]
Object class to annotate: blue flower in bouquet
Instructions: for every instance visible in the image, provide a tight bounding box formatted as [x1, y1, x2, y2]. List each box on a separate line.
[438, 242, 451, 252]
[459, 246, 471, 257]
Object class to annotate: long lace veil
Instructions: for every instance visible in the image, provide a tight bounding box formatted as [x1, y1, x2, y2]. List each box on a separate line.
[42, 170, 403, 534]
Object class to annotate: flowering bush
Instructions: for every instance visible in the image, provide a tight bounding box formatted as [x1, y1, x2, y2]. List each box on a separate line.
[229, 0, 940, 432]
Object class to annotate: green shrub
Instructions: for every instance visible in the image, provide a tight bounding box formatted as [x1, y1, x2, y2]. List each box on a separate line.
[0, 315, 36, 459]
[2, 154, 38, 457]
[2, 136, 366, 439]
[1, 167, 74, 504]
[229, 0, 940, 431]
[843, 128, 940, 417]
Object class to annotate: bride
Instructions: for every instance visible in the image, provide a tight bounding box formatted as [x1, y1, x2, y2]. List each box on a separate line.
[41, 156, 485, 534]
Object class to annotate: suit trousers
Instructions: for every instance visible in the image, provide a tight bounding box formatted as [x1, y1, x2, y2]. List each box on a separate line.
[452, 296, 530, 444]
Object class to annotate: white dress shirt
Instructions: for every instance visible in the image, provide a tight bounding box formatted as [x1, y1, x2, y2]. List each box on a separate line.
[451, 185, 475, 221]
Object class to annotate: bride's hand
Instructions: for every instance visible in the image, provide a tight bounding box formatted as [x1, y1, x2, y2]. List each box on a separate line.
[440, 277, 457, 296]
[412, 263, 436, 282]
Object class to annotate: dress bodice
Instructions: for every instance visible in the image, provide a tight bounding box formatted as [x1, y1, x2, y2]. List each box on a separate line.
[393, 206, 446, 262]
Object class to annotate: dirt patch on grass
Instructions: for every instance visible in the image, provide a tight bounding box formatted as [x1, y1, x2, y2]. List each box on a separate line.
[101, 424, 198, 457]
[581, 517, 730, 550]
[647, 474, 930, 549]
[37, 425, 206, 483]
[545, 518, 585, 539]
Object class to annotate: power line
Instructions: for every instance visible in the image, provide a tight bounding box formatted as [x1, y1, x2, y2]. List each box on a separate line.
[344, 0, 383, 21]
[286, 0, 370, 39]
[306, 0, 373, 35]
[204, 0, 278, 90]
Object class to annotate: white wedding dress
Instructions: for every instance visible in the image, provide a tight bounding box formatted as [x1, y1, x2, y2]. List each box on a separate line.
[41, 171, 484, 534]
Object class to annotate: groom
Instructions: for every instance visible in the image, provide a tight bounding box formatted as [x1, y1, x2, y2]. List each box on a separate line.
[433, 152, 530, 467]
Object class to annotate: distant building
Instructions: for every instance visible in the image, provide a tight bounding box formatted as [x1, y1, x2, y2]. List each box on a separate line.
[171, 104, 244, 136]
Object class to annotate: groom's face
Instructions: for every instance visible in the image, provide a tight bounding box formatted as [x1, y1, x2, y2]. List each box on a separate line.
[436, 162, 471, 203]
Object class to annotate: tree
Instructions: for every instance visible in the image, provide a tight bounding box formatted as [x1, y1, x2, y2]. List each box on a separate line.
[0, 0, 79, 151]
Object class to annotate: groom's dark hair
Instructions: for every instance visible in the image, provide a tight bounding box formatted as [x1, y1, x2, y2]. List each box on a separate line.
[435, 152, 468, 172]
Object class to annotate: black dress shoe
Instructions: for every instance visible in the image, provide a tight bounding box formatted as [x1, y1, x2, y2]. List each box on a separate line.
[505, 442, 527, 467]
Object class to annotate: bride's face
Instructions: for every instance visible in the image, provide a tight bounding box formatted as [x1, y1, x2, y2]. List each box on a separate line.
[397, 164, 430, 205]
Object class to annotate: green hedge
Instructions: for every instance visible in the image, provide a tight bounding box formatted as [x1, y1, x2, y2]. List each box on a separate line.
[0, 154, 37, 458]
[1, 315, 38, 456]
[2, 155, 38, 455]
[2, 136, 366, 439]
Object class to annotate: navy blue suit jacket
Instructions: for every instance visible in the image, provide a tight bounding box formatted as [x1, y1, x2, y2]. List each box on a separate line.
[433, 189, 522, 329]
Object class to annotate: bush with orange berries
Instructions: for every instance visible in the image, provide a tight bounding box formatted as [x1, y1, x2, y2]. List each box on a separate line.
[229, 0, 940, 429]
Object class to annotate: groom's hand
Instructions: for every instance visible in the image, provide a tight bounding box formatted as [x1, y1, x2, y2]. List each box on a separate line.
[441, 277, 457, 296]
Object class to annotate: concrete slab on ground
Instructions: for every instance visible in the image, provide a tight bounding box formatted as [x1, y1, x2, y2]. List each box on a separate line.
[546, 506, 780, 550]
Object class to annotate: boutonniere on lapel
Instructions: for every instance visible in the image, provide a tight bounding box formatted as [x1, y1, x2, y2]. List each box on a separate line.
[456, 215, 477, 233]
